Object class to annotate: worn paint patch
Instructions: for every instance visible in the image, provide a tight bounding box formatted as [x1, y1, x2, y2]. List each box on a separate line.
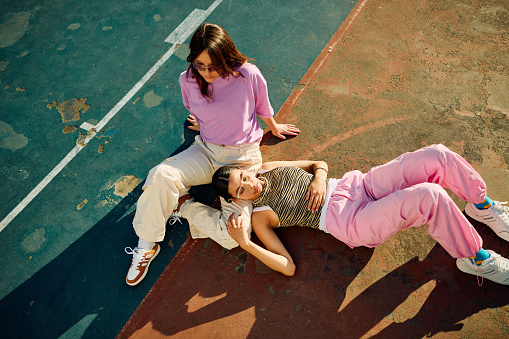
[20, 228, 46, 253]
[0, 12, 31, 48]
[143, 90, 163, 108]
[153, 14, 161, 22]
[113, 175, 138, 197]
[235, 251, 249, 274]
[98, 144, 104, 153]
[67, 23, 80, 30]
[174, 43, 189, 60]
[57, 98, 90, 123]
[96, 126, 119, 139]
[102, 26, 113, 31]
[47, 100, 57, 109]
[0, 121, 28, 151]
[62, 125, 77, 134]
[76, 128, 96, 147]
[77, 199, 88, 210]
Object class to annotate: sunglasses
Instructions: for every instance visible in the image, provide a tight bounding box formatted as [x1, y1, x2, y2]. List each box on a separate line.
[193, 62, 216, 73]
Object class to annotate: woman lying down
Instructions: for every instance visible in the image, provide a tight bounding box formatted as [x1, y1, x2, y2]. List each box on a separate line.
[211, 144, 509, 285]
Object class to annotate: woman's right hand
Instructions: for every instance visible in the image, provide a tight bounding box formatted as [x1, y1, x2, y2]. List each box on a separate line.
[187, 114, 200, 131]
[227, 214, 250, 247]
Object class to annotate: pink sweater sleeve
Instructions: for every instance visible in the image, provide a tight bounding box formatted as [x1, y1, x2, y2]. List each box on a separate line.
[250, 66, 274, 119]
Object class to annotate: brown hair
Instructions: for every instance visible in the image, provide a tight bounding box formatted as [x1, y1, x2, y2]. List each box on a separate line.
[186, 23, 250, 100]
[212, 165, 239, 201]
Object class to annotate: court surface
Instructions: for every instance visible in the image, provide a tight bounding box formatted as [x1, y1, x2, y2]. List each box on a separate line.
[2, 0, 509, 338]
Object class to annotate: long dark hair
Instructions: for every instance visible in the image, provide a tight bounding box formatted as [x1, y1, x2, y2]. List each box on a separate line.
[186, 23, 250, 100]
[212, 165, 239, 201]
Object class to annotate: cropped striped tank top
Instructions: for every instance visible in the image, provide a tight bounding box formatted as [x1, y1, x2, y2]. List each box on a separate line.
[252, 166, 329, 229]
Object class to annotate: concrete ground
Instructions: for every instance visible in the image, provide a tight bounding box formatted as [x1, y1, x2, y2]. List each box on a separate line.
[118, 0, 509, 338]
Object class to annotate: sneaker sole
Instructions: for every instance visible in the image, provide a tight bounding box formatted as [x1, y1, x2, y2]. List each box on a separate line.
[126, 244, 161, 286]
[465, 203, 509, 242]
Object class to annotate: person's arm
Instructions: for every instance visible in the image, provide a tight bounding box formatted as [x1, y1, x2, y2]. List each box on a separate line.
[250, 65, 300, 140]
[259, 116, 300, 140]
[180, 73, 201, 131]
[260, 160, 328, 174]
[260, 160, 328, 212]
[227, 212, 295, 276]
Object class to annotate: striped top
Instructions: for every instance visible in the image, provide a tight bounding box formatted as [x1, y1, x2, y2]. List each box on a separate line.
[252, 167, 329, 229]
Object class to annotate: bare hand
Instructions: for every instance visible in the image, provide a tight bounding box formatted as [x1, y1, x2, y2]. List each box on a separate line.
[271, 124, 300, 139]
[227, 214, 250, 246]
[306, 178, 326, 213]
[187, 114, 200, 131]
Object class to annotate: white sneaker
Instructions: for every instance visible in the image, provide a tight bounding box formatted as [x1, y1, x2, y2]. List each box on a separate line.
[125, 243, 160, 286]
[456, 250, 509, 285]
[465, 201, 509, 241]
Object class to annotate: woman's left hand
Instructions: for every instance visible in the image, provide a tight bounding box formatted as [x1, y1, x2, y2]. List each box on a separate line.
[306, 178, 326, 213]
[271, 124, 301, 139]
[227, 214, 250, 247]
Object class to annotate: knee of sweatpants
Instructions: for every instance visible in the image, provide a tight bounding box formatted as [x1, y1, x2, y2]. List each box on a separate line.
[143, 163, 184, 190]
[412, 183, 451, 213]
[416, 182, 448, 198]
[422, 143, 450, 160]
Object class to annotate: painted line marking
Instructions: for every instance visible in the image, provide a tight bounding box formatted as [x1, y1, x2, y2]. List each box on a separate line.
[165, 0, 223, 44]
[80, 122, 96, 131]
[0, 0, 223, 233]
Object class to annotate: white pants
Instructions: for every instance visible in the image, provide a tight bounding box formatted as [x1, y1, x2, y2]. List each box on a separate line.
[133, 136, 262, 249]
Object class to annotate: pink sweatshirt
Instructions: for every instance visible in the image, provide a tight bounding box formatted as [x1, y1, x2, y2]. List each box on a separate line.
[179, 63, 274, 146]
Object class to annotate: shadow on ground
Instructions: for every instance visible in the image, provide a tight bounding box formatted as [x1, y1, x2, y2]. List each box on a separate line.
[0, 126, 202, 338]
[117, 214, 509, 338]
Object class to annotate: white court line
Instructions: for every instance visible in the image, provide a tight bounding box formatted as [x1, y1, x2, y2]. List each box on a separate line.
[0, 0, 223, 232]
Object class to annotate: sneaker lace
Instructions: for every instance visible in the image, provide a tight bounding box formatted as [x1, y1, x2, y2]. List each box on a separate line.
[471, 259, 484, 287]
[492, 255, 509, 272]
[493, 201, 509, 214]
[168, 214, 182, 225]
[125, 247, 144, 269]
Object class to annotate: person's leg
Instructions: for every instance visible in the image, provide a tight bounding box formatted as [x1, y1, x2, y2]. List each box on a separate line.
[180, 140, 263, 249]
[133, 142, 215, 243]
[363, 144, 509, 242]
[363, 144, 486, 202]
[339, 183, 508, 285]
[126, 140, 215, 286]
[342, 183, 482, 258]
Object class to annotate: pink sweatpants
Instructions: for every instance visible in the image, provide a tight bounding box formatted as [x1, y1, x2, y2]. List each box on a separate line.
[325, 144, 485, 258]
